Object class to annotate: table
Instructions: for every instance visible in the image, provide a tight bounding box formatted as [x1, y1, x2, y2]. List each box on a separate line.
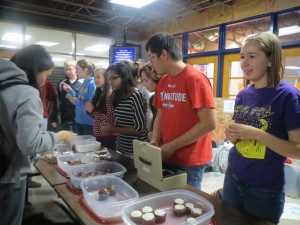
[36, 150, 275, 225]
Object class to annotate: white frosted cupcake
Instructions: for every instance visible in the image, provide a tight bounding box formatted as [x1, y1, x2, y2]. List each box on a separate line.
[130, 210, 142, 224]
[186, 217, 198, 224]
[191, 207, 203, 218]
[154, 209, 166, 224]
[185, 202, 195, 214]
[173, 204, 186, 217]
[173, 198, 185, 205]
[142, 206, 153, 214]
[141, 212, 155, 225]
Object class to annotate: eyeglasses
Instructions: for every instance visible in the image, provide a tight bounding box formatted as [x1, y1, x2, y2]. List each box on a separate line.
[108, 76, 120, 82]
[148, 55, 157, 61]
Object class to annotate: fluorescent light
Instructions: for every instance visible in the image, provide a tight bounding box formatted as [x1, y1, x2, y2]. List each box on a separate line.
[52, 57, 65, 62]
[0, 44, 17, 49]
[35, 41, 58, 47]
[279, 25, 300, 36]
[109, 0, 156, 8]
[85, 44, 110, 51]
[2, 32, 31, 43]
[285, 66, 300, 70]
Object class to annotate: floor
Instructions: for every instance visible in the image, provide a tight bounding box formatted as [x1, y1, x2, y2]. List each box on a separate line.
[24, 170, 300, 225]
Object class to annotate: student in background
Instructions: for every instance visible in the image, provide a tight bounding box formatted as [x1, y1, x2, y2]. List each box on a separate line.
[85, 68, 117, 150]
[63, 59, 96, 135]
[0, 45, 74, 225]
[40, 79, 56, 131]
[146, 32, 216, 189]
[56, 60, 82, 131]
[140, 63, 163, 139]
[101, 62, 148, 157]
[224, 32, 300, 224]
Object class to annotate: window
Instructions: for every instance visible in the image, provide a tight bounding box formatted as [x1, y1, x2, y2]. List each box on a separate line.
[226, 17, 271, 49]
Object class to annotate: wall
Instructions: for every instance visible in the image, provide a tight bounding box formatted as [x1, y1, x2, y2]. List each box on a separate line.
[139, 0, 300, 40]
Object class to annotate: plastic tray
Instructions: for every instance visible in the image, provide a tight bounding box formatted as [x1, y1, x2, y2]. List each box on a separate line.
[57, 153, 97, 175]
[80, 175, 139, 219]
[122, 189, 214, 225]
[75, 141, 101, 153]
[74, 135, 96, 145]
[69, 161, 127, 189]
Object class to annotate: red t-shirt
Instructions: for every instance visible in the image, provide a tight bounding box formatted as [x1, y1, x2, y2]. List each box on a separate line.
[40, 80, 56, 118]
[153, 64, 215, 167]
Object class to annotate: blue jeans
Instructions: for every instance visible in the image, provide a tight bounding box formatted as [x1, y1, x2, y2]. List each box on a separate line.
[180, 165, 206, 190]
[223, 168, 284, 224]
[0, 179, 26, 225]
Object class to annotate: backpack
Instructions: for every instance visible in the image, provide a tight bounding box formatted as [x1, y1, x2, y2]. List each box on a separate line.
[0, 80, 29, 177]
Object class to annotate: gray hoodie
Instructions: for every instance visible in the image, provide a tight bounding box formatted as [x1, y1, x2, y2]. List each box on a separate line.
[0, 58, 57, 183]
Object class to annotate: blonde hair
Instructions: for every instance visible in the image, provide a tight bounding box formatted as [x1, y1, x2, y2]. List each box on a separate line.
[243, 32, 283, 88]
[77, 59, 95, 76]
[64, 60, 76, 67]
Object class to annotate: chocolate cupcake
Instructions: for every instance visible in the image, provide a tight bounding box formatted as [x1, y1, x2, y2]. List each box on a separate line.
[185, 202, 195, 214]
[141, 212, 155, 225]
[173, 198, 185, 205]
[98, 187, 109, 201]
[173, 204, 186, 217]
[130, 210, 142, 224]
[142, 206, 153, 214]
[154, 209, 166, 224]
[191, 207, 203, 218]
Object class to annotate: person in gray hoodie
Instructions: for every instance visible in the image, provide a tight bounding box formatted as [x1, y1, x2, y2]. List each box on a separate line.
[0, 45, 74, 225]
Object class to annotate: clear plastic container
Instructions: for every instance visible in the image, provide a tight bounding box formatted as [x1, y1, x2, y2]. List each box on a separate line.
[54, 143, 72, 154]
[75, 141, 101, 153]
[57, 153, 97, 175]
[122, 189, 214, 225]
[69, 161, 127, 189]
[74, 135, 96, 145]
[80, 175, 138, 219]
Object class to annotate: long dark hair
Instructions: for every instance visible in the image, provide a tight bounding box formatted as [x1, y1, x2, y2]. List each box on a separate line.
[92, 68, 110, 113]
[10, 45, 54, 90]
[106, 62, 135, 108]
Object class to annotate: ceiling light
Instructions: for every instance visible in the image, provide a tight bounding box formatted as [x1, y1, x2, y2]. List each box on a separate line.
[109, 0, 156, 8]
[285, 66, 300, 70]
[35, 41, 58, 47]
[279, 25, 300, 36]
[0, 44, 17, 49]
[2, 32, 31, 43]
[52, 57, 65, 62]
[85, 44, 110, 51]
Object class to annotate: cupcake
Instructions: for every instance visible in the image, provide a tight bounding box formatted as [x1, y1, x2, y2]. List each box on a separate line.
[191, 207, 203, 218]
[173, 204, 186, 217]
[154, 209, 166, 224]
[108, 184, 117, 196]
[142, 206, 153, 214]
[98, 187, 109, 201]
[141, 213, 155, 225]
[185, 202, 195, 214]
[173, 198, 185, 205]
[130, 210, 143, 224]
[186, 217, 198, 224]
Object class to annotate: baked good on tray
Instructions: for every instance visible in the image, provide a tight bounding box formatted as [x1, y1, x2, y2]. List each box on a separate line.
[186, 217, 198, 224]
[98, 187, 110, 201]
[142, 206, 153, 214]
[173, 204, 186, 217]
[191, 207, 203, 218]
[130, 210, 143, 224]
[154, 209, 166, 224]
[185, 202, 195, 214]
[173, 198, 185, 205]
[141, 212, 155, 225]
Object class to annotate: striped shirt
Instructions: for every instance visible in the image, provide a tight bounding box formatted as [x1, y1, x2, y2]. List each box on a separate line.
[115, 90, 148, 155]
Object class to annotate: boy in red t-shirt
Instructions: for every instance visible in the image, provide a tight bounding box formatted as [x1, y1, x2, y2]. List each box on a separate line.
[145, 32, 216, 189]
